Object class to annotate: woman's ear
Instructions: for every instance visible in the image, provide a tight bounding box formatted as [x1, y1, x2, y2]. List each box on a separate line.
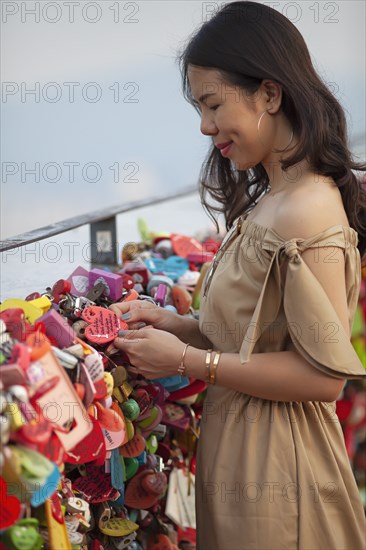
[260, 79, 282, 114]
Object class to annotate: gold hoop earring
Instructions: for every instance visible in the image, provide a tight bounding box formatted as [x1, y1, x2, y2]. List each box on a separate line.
[257, 110, 294, 153]
[256, 110, 269, 147]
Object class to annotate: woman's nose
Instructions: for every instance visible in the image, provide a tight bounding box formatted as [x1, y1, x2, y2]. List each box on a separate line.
[200, 113, 218, 136]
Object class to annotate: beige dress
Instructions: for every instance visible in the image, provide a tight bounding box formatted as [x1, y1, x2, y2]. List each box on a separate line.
[196, 215, 366, 550]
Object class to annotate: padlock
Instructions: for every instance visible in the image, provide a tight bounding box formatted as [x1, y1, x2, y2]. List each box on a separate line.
[65, 496, 90, 520]
[37, 308, 76, 348]
[121, 399, 140, 422]
[89, 269, 124, 301]
[103, 372, 114, 397]
[111, 366, 128, 387]
[97, 502, 111, 530]
[112, 531, 137, 549]
[86, 281, 109, 302]
[1, 517, 44, 550]
[51, 278, 72, 304]
[120, 380, 133, 401]
[72, 319, 89, 339]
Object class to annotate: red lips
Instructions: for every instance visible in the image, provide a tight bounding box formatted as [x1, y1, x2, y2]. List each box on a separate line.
[215, 140, 233, 150]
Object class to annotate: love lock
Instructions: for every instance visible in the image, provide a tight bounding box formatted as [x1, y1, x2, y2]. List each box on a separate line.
[65, 496, 91, 522]
[112, 531, 137, 549]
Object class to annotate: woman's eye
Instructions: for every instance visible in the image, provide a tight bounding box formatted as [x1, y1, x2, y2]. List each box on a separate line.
[210, 105, 220, 111]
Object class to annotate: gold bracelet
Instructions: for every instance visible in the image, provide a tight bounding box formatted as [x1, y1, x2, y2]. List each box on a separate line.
[209, 351, 222, 385]
[178, 343, 190, 376]
[205, 349, 212, 383]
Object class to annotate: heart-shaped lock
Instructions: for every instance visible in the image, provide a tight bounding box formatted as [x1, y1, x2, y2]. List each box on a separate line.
[65, 415, 106, 465]
[170, 234, 203, 258]
[124, 469, 164, 509]
[73, 471, 120, 504]
[141, 471, 167, 496]
[171, 285, 192, 315]
[119, 432, 146, 458]
[0, 477, 21, 530]
[81, 306, 128, 345]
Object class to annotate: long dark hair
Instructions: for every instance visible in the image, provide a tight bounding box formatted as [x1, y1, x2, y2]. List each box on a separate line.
[177, 1, 366, 262]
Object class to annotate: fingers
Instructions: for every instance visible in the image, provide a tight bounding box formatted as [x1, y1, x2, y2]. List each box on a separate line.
[115, 327, 151, 342]
[110, 301, 158, 328]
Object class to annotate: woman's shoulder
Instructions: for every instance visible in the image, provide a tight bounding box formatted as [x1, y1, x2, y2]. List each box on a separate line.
[274, 174, 350, 241]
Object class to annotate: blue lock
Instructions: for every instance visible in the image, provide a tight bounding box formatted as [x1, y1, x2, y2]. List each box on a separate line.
[151, 375, 190, 392]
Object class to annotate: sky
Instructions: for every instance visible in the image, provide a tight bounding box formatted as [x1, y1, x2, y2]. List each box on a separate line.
[1, 0, 365, 239]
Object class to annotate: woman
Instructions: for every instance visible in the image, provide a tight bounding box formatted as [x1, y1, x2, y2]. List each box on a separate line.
[112, 2, 366, 548]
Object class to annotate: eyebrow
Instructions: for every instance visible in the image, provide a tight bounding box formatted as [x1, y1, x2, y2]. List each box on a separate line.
[192, 92, 217, 105]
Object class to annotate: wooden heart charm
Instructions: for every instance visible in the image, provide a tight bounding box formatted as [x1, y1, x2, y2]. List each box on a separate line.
[81, 306, 128, 345]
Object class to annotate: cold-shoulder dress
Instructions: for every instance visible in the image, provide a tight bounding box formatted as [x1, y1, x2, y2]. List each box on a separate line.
[196, 215, 366, 550]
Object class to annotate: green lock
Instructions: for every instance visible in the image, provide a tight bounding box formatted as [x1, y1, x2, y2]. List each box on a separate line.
[121, 399, 140, 421]
[11, 446, 54, 479]
[122, 457, 139, 481]
[146, 434, 158, 454]
[124, 417, 135, 441]
[3, 518, 43, 550]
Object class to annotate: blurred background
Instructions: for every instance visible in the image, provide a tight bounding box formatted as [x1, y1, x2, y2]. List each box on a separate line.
[1, 0, 365, 239]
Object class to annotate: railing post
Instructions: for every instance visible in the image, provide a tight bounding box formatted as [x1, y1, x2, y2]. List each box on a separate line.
[90, 216, 118, 266]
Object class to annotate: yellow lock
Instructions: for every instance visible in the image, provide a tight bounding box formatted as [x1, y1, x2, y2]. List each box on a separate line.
[28, 296, 52, 315]
[99, 517, 139, 537]
[112, 387, 124, 403]
[103, 372, 114, 397]
[5, 402, 25, 431]
[0, 299, 43, 324]
[124, 417, 135, 441]
[120, 380, 133, 400]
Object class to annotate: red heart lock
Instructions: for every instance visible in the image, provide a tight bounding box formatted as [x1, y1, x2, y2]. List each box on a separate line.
[0, 308, 30, 341]
[119, 432, 146, 458]
[0, 477, 21, 530]
[11, 414, 53, 446]
[125, 469, 164, 509]
[141, 471, 167, 496]
[65, 415, 106, 465]
[81, 306, 128, 345]
[73, 471, 119, 503]
[51, 279, 71, 304]
[36, 432, 66, 466]
[170, 234, 203, 259]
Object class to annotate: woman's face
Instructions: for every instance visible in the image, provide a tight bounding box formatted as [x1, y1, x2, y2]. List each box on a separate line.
[187, 65, 278, 171]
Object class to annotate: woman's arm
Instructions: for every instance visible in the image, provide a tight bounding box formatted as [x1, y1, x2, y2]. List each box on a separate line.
[185, 346, 345, 402]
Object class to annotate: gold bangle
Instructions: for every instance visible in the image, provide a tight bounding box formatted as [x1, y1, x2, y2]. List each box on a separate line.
[178, 343, 190, 376]
[209, 351, 222, 385]
[205, 349, 212, 383]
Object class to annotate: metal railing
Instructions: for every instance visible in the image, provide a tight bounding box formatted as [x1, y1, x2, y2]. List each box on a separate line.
[0, 185, 198, 265]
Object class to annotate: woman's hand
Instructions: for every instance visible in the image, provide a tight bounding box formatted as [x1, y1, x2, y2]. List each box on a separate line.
[113, 327, 186, 379]
[109, 300, 183, 335]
